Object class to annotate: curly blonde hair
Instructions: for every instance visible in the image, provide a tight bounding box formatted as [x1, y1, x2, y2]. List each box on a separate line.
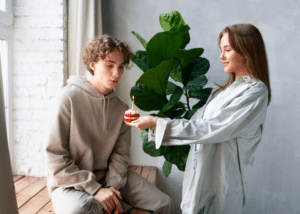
[82, 34, 133, 75]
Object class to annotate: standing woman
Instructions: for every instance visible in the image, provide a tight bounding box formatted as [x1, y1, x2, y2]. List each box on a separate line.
[126, 23, 271, 214]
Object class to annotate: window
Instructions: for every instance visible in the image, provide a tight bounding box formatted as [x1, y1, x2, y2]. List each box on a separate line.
[0, 36, 12, 146]
[0, 0, 5, 12]
[0, 0, 12, 25]
[0, 0, 13, 148]
[0, 39, 8, 123]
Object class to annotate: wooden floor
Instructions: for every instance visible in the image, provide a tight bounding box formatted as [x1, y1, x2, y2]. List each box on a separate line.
[14, 165, 156, 214]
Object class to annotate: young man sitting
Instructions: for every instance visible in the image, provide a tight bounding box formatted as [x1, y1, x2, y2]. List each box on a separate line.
[46, 35, 172, 214]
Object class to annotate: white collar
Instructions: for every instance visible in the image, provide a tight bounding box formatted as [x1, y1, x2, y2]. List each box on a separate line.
[235, 75, 255, 84]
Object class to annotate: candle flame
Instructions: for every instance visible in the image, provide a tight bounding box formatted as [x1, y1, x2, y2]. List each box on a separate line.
[132, 96, 135, 109]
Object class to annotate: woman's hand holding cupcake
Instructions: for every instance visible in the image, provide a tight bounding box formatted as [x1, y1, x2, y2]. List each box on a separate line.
[124, 96, 157, 130]
[125, 115, 157, 130]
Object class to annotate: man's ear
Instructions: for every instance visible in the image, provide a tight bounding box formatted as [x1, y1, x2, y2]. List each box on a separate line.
[89, 61, 95, 71]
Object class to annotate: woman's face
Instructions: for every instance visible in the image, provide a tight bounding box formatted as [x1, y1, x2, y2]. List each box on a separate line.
[89, 49, 126, 95]
[219, 33, 246, 75]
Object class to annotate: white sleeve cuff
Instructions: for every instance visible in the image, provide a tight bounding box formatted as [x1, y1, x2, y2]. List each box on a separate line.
[154, 118, 170, 149]
[148, 126, 156, 142]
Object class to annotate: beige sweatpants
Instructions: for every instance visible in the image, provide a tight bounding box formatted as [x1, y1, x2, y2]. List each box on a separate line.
[50, 170, 173, 214]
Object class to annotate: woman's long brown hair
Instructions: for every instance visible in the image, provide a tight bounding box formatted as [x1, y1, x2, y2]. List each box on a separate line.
[212, 23, 271, 105]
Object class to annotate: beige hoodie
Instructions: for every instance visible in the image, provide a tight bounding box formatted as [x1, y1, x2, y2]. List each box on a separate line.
[46, 76, 131, 196]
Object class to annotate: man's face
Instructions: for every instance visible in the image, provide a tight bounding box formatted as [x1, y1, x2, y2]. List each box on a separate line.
[89, 49, 126, 95]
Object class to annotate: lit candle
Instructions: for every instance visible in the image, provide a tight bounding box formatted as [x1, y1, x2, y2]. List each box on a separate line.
[132, 95, 135, 110]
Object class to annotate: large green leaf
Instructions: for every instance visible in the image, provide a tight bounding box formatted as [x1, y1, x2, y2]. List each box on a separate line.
[183, 100, 207, 120]
[182, 57, 210, 86]
[133, 51, 151, 72]
[146, 31, 183, 68]
[183, 109, 198, 120]
[169, 108, 187, 119]
[141, 130, 170, 157]
[189, 57, 210, 80]
[141, 129, 149, 142]
[138, 60, 173, 95]
[158, 102, 186, 119]
[184, 89, 212, 119]
[164, 145, 190, 170]
[162, 160, 172, 177]
[172, 49, 205, 86]
[174, 48, 204, 69]
[176, 162, 186, 171]
[189, 88, 213, 101]
[143, 140, 163, 157]
[159, 11, 187, 32]
[186, 75, 208, 91]
[132, 31, 147, 49]
[169, 58, 183, 83]
[172, 101, 185, 109]
[161, 87, 183, 113]
[150, 112, 168, 118]
[181, 61, 195, 86]
[159, 11, 190, 49]
[130, 82, 168, 111]
[192, 100, 207, 111]
[179, 25, 191, 49]
[166, 81, 178, 95]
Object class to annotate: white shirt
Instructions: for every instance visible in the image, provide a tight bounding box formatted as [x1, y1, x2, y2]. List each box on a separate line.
[149, 76, 268, 214]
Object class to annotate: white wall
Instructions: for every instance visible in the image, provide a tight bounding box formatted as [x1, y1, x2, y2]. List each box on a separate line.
[12, 0, 67, 177]
[103, 0, 300, 213]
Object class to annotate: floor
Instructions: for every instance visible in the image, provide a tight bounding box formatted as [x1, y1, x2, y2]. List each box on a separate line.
[14, 165, 156, 214]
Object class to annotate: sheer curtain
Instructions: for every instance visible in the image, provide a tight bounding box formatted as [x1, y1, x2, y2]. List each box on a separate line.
[0, 55, 18, 214]
[68, 0, 103, 77]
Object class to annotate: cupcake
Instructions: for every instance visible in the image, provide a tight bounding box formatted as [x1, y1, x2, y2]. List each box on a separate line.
[124, 109, 140, 123]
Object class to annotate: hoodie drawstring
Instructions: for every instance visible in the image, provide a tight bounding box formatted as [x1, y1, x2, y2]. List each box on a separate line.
[103, 98, 106, 132]
[102, 96, 110, 133]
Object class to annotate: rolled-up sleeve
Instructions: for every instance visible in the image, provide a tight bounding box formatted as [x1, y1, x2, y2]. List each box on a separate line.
[152, 84, 268, 149]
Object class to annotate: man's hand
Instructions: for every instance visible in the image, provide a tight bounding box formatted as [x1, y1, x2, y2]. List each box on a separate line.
[125, 116, 157, 130]
[93, 187, 122, 214]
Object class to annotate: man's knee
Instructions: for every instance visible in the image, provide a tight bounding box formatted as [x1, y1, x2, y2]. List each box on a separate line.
[79, 196, 104, 214]
[123, 170, 173, 213]
[163, 194, 172, 207]
[157, 192, 173, 212]
[52, 201, 83, 214]
[51, 189, 103, 214]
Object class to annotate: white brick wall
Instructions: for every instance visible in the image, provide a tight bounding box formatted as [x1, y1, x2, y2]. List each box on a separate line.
[12, 0, 67, 177]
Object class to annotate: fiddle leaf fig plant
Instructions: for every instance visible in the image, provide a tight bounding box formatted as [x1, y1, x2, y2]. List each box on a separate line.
[130, 11, 213, 177]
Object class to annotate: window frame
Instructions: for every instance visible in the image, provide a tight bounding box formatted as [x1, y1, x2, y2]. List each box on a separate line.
[0, 0, 13, 26]
[0, 0, 13, 161]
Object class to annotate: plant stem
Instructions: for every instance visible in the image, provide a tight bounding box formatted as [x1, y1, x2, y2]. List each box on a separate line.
[184, 90, 191, 110]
